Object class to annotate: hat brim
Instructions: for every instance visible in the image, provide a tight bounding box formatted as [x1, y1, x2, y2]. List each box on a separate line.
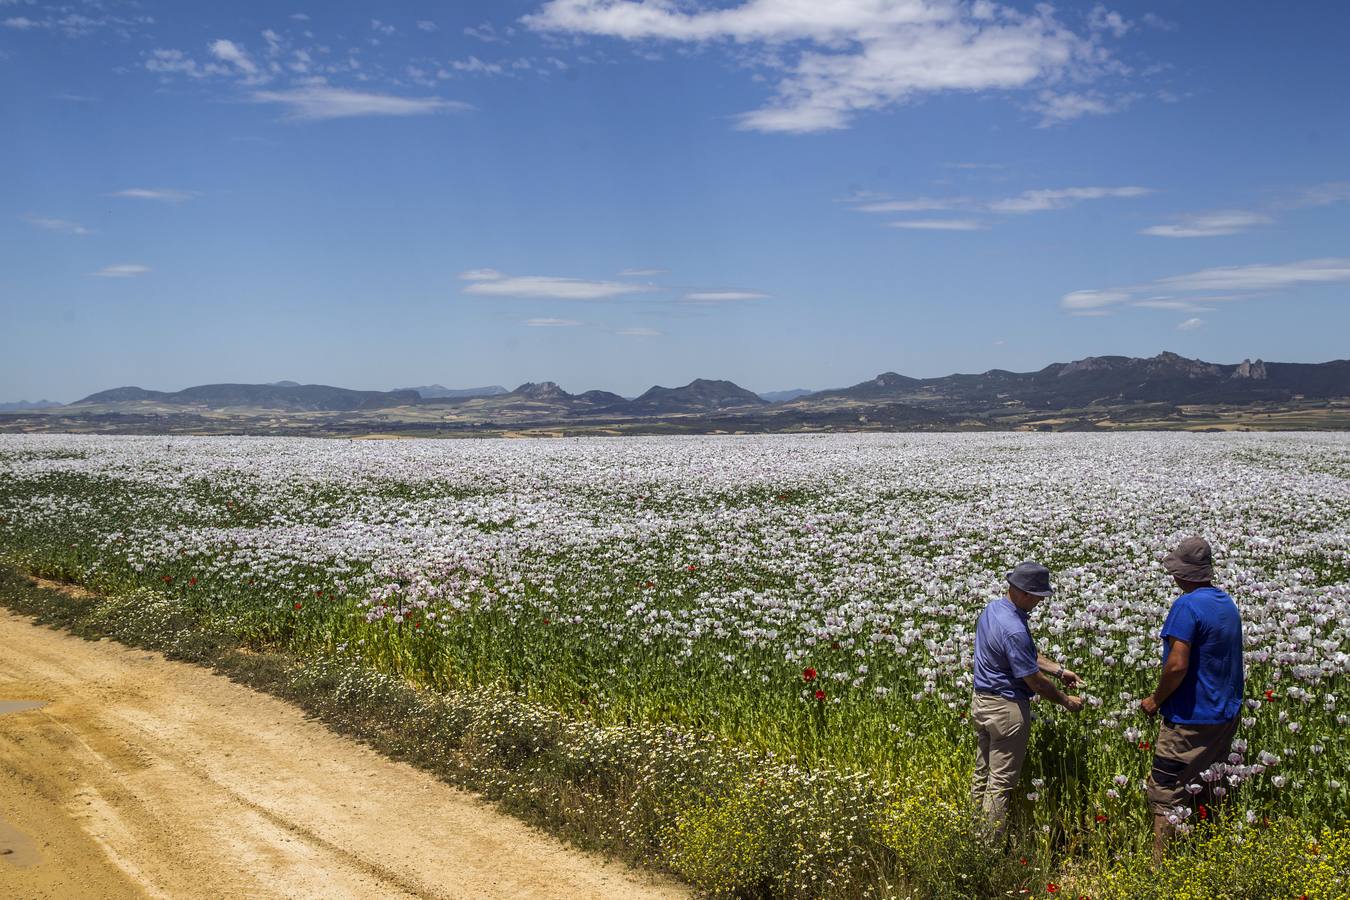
[1007, 574, 1053, 597]
[1162, 554, 1214, 581]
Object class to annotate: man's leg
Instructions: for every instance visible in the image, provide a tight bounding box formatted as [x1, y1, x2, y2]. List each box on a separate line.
[1147, 718, 1236, 865]
[981, 698, 1030, 840]
[1152, 813, 1174, 866]
[971, 696, 992, 813]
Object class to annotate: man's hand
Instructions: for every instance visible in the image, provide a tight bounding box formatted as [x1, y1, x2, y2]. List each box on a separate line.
[1140, 696, 1160, 716]
[1062, 695, 1084, 713]
[1059, 667, 1083, 689]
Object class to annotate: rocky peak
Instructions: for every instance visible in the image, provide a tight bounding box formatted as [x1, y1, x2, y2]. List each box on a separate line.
[512, 381, 570, 401]
[1147, 351, 1224, 379]
[1232, 359, 1268, 380]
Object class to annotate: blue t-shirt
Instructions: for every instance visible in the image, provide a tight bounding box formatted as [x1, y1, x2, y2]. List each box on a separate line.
[1160, 586, 1244, 724]
[973, 597, 1040, 701]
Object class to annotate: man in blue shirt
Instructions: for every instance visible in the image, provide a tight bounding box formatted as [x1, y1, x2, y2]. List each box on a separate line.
[971, 561, 1084, 839]
[1141, 536, 1244, 864]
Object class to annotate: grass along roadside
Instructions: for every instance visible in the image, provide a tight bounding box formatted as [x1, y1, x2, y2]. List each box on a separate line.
[1, 566, 1344, 899]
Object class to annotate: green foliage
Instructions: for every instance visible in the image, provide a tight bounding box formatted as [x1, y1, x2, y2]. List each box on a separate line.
[1077, 823, 1349, 900]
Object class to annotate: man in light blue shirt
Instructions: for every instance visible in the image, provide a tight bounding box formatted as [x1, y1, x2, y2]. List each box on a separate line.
[970, 561, 1084, 839]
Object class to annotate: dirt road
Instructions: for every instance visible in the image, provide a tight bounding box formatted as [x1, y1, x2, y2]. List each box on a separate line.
[0, 608, 685, 900]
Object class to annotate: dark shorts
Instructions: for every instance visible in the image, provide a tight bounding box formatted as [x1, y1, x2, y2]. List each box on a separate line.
[1146, 715, 1239, 815]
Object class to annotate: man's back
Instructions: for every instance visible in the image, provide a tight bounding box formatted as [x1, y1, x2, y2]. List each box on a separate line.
[1160, 586, 1243, 724]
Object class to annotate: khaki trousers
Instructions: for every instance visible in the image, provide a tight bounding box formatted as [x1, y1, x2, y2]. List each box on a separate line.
[971, 692, 1031, 838]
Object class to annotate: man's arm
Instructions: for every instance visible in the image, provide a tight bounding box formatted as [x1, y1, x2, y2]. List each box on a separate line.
[1022, 672, 1084, 711]
[1036, 653, 1082, 688]
[1141, 638, 1190, 716]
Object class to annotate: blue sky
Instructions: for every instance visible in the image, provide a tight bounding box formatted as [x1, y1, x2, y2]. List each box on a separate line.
[2, 0, 1347, 401]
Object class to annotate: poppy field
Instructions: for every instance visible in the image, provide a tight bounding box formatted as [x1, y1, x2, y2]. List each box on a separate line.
[0, 432, 1346, 898]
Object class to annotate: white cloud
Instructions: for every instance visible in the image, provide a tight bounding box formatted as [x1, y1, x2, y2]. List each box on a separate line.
[1089, 6, 1131, 38]
[1030, 90, 1123, 126]
[617, 327, 661, 337]
[2, 9, 151, 37]
[886, 218, 986, 231]
[464, 22, 503, 42]
[525, 1, 1120, 134]
[525, 317, 582, 327]
[990, 186, 1151, 213]
[1140, 210, 1272, 238]
[460, 270, 655, 300]
[92, 264, 150, 278]
[290, 13, 310, 22]
[1061, 289, 1130, 310]
[1063, 257, 1350, 316]
[370, 19, 396, 36]
[855, 197, 968, 213]
[449, 56, 505, 75]
[209, 38, 259, 76]
[1153, 258, 1350, 293]
[682, 291, 769, 302]
[145, 48, 230, 79]
[1177, 317, 1204, 331]
[417, 20, 438, 32]
[1131, 299, 1217, 313]
[250, 86, 471, 120]
[1285, 181, 1350, 209]
[852, 186, 1151, 224]
[22, 214, 92, 235]
[110, 188, 198, 202]
[619, 267, 668, 277]
[458, 268, 504, 281]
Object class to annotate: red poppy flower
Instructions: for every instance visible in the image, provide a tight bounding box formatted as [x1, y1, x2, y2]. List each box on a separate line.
[1095, 814, 1108, 824]
[1198, 804, 1208, 820]
[1263, 689, 1275, 702]
[1138, 740, 1151, 751]
[188, 577, 197, 586]
[1047, 885, 1059, 895]
[162, 575, 173, 584]
[814, 689, 826, 702]
[802, 667, 818, 682]
[686, 564, 697, 572]
[543, 617, 551, 625]
[293, 601, 302, 610]
[1019, 857, 1028, 866]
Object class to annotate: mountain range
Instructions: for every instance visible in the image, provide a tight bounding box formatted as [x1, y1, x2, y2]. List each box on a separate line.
[5, 352, 1348, 435]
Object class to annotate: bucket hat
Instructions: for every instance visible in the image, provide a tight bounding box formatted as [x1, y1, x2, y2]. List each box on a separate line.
[1163, 536, 1214, 582]
[1007, 561, 1053, 597]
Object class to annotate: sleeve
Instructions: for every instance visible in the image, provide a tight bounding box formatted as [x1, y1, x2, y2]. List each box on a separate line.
[1161, 597, 1198, 645]
[1004, 627, 1040, 680]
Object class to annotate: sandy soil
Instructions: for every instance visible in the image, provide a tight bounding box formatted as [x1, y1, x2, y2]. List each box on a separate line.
[0, 607, 686, 900]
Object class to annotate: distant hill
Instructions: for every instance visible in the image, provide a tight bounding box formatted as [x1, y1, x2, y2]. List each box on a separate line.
[813, 352, 1350, 411]
[402, 384, 508, 400]
[0, 400, 64, 412]
[18, 353, 1349, 436]
[74, 383, 417, 412]
[627, 379, 767, 415]
[759, 389, 813, 403]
